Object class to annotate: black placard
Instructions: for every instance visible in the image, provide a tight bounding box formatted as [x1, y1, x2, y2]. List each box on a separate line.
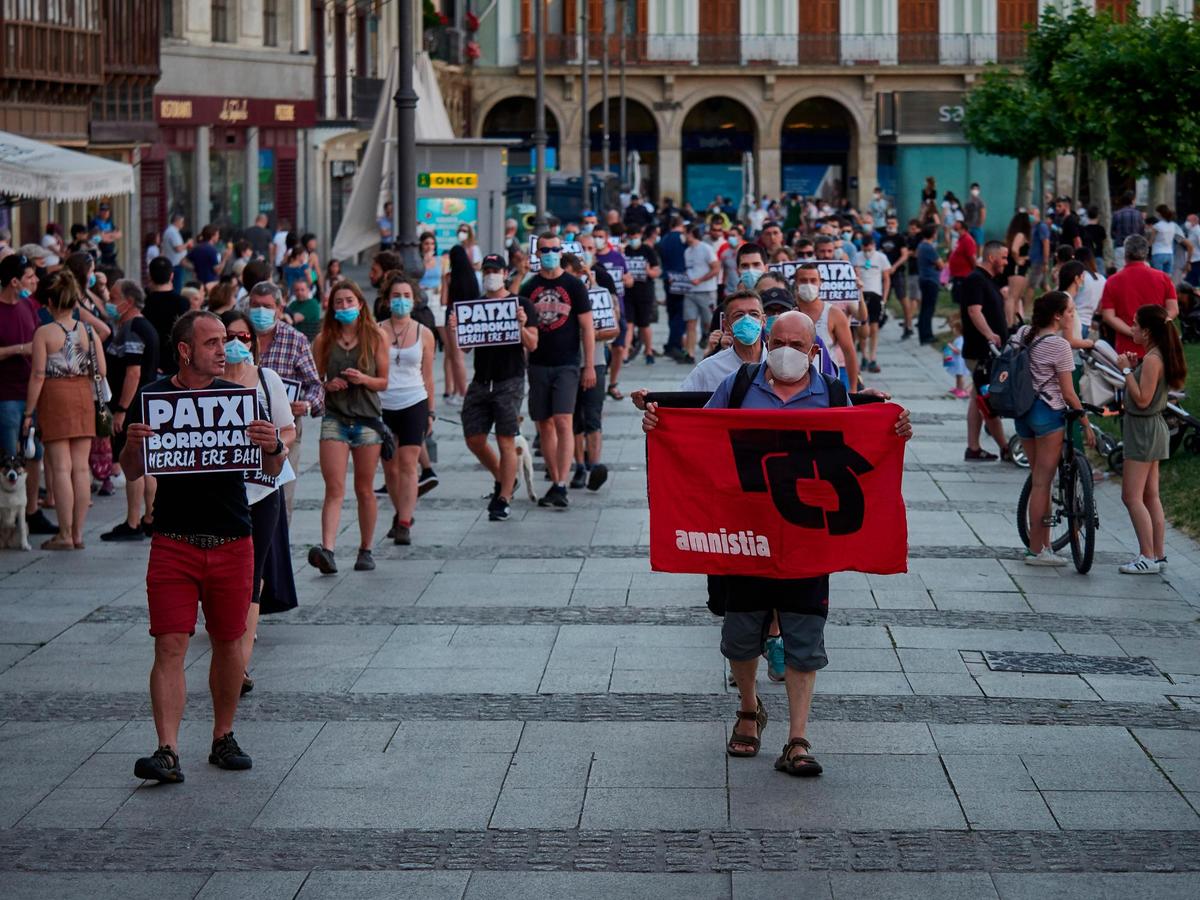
[588, 287, 617, 331]
[142, 388, 262, 476]
[453, 297, 522, 349]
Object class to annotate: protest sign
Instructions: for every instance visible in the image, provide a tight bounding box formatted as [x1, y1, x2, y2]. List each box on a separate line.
[666, 271, 690, 295]
[817, 259, 860, 314]
[142, 388, 262, 476]
[453, 297, 522, 349]
[647, 404, 908, 578]
[588, 287, 617, 331]
[278, 377, 301, 403]
[767, 260, 801, 283]
[627, 256, 648, 281]
[528, 236, 582, 272]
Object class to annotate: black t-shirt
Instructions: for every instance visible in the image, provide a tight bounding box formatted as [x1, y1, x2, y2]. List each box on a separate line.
[1085, 223, 1106, 260]
[905, 233, 922, 274]
[244, 225, 272, 259]
[106, 316, 160, 400]
[959, 267, 1009, 361]
[472, 296, 538, 384]
[520, 271, 592, 367]
[1060, 213, 1082, 248]
[624, 244, 660, 305]
[879, 230, 904, 266]
[127, 376, 252, 538]
[143, 290, 189, 375]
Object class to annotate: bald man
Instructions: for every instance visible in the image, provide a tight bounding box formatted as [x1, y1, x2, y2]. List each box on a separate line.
[642, 310, 911, 779]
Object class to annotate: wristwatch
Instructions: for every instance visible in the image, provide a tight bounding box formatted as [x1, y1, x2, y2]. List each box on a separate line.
[110, 403, 126, 413]
[266, 438, 285, 456]
[1122, 367, 1134, 377]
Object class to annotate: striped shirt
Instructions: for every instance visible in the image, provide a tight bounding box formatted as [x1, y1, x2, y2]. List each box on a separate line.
[1111, 205, 1145, 247]
[1013, 326, 1074, 410]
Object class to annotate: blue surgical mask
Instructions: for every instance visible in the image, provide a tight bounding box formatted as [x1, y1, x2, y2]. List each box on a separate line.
[581, 224, 594, 234]
[17, 289, 31, 300]
[539, 251, 561, 270]
[224, 338, 252, 364]
[764, 314, 779, 337]
[334, 307, 360, 324]
[628, 238, 641, 250]
[728, 235, 740, 248]
[739, 268, 764, 290]
[248, 307, 277, 333]
[390, 296, 413, 317]
[731, 315, 763, 346]
[105, 302, 120, 319]
[87, 273, 96, 288]
[581, 251, 594, 268]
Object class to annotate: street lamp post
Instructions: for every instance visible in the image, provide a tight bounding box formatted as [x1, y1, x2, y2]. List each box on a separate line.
[618, 0, 627, 187]
[533, 0, 548, 232]
[580, 2, 589, 214]
[395, 0, 419, 272]
[601, 25, 610, 176]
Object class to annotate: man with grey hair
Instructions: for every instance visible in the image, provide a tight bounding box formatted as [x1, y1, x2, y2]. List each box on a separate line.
[247, 279, 323, 520]
[101, 279, 161, 541]
[1099, 234, 1179, 359]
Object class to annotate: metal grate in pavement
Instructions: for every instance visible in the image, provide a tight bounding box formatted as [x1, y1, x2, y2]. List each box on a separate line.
[982, 651, 1162, 677]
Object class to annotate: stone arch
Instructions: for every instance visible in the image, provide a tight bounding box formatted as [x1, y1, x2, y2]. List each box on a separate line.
[478, 95, 564, 174]
[676, 95, 760, 210]
[774, 93, 865, 201]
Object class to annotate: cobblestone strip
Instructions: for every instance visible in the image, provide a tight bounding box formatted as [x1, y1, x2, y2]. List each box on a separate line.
[81, 604, 1200, 639]
[1, 828, 1198, 874]
[292, 497, 1014, 513]
[3, 691, 1198, 728]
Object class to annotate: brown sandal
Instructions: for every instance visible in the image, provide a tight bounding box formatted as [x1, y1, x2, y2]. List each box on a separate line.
[774, 737, 823, 777]
[726, 697, 767, 757]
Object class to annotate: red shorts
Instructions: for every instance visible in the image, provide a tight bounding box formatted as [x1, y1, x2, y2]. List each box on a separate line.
[146, 535, 253, 641]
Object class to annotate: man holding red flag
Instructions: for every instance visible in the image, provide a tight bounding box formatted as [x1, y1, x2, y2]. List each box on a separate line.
[642, 311, 911, 778]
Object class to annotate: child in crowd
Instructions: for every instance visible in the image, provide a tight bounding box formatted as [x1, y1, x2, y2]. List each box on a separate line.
[943, 312, 969, 398]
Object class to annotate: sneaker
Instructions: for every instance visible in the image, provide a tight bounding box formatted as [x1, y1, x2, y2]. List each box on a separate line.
[354, 549, 376, 571]
[375, 483, 388, 494]
[1119, 554, 1161, 575]
[387, 514, 398, 539]
[241, 674, 254, 696]
[488, 495, 511, 521]
[587, 463, 609, 491]
[569, 464, 588, 490]
[209, 732, 252, 770]
[417, 468, 439, 496]
[307, 545, 337, 574]
[764, 635, 786, 682]
[677, 354, 696, 365]
[949, 387, 970, 399]
[393, 525, 411, 546]
[867, 360, 881, 374]
[141, 517, 155, 536]
[98, 478, 115, 496]
[134, 745, 184, 783]
[25, 510, 57, 535]
[964, 447, 999, 461]
[538, 485, 569, 509]
[645, 354, 655, 365]
[901, 328, 913, 340]
[1156, 556, 1168, 569]
[101, 520, 145, 542]
[1025, 548, 1068, 567]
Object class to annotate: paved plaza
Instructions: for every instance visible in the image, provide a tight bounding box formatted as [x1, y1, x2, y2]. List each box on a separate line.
[1, 320, 1200, 899]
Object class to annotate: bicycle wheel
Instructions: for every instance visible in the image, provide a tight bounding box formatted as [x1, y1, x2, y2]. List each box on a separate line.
[1067, 450, 1096, 574]
[1016, 474, 1032, 549]
[1016, 471, 1071, 552]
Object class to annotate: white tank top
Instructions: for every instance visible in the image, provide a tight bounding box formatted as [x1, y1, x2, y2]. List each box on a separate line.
[381, 322, 427, 410]
[811, 301, 845, 368]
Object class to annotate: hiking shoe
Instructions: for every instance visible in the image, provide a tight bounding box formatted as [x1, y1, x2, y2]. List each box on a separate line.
[1119, 554, 1161, 575]
[1025, 548, 1068, 567]
[307, 545, 337, 574]
[417, 468, 439, 496]
[764, 636, 786, 682]
[209, 732, 252, 770]
[25, 510, 57, 534]
[101, 520, 145, 542]
[587, 464, 609, 491]
[964, 447, 998, 461]
[488, 495, 511, 521]
[538, 485, 569, 509]
[134, 745, 184, 783]
[354, 549, 376, 571]
[393, 525, 411, 546]
[569, 465, 588, 490]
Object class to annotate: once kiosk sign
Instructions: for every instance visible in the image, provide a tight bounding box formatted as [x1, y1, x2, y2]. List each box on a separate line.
[418, 172, 479, 189]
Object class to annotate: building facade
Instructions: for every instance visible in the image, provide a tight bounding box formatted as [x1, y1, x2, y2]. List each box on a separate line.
[154, 0, 315, 240]
[469, 0, 1194, 230]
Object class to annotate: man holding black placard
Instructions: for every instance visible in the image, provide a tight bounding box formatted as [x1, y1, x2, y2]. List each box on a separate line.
[120, 309, 286, 784]
[453, 254, 539, 521]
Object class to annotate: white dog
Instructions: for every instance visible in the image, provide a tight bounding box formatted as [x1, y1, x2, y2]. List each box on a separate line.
[0, 455, 31, 551]
[512, 419, 537, 503]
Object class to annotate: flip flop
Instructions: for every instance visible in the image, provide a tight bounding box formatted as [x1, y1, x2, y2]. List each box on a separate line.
[607, 384, 624, 401]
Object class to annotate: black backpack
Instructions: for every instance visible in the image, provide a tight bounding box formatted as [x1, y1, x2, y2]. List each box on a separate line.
[986, 334, 1052, 419]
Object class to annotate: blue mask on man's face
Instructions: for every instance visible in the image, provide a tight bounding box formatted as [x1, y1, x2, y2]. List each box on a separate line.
[730, 315, 763, 346]
[539, 251, 561, 271]
[764, 314, 779, 337]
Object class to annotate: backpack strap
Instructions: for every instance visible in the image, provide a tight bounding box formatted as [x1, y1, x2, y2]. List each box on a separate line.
[821, 372, 849, 408]
[728, 362, 764, 409]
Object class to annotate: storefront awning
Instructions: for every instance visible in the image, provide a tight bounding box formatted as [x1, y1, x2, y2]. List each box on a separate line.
[0, 130, 135, 202]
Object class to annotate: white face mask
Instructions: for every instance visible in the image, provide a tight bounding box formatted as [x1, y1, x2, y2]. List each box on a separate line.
[766, 346, 811, 383]
[482, 272, 505, 293]
[795, 283, 820, 303]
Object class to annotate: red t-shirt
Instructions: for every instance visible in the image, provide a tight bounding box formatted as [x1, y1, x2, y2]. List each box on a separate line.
[0, 296, 39, 402]
[948, 232, 978, 279]
[1097, 261, 1176, 356]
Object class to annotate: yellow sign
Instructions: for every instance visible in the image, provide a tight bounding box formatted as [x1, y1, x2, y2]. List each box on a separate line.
[274, 104, 295, 122]
[419, 172, 478, 189]
[160, 99, 193, 119]
[218, 99, 249, 123]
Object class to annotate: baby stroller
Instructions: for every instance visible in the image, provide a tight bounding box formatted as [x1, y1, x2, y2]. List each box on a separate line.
[1176, 283, 1200, 343]
[1080, 339, 1200, 472]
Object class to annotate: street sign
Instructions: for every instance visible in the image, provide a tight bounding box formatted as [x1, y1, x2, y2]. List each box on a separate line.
[417, 172, 478, 189]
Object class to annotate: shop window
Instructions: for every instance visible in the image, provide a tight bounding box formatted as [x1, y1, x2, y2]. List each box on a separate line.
[259, 149, 277, 221]
[210, 148, 246, 232]
[166, 150, 194, 223]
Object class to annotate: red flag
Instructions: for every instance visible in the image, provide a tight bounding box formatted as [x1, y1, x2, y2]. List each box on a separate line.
[647, 404, 908, 578]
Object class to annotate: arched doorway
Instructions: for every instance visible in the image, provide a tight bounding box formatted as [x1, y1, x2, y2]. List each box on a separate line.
[481, 97, 560, 176]
[681, 97, 755, 212]
[589, 98, 658, 199]
[781, 98, 854, 201]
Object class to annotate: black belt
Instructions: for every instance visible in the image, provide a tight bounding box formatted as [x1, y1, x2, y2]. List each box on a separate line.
[158, 532, 244, 550]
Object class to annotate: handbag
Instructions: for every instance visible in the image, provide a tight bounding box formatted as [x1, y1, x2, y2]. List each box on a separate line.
[364, 417, 396, 461]
[85, 324, 114, 438]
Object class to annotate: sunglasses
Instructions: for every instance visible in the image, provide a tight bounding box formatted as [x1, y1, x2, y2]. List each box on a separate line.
[229, 332, 253, 344]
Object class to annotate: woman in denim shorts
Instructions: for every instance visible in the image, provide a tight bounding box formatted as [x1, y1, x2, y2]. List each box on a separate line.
[308, 281, 389, 575]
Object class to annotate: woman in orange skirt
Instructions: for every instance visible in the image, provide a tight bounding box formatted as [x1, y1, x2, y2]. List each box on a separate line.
[23, 271, 104, 550]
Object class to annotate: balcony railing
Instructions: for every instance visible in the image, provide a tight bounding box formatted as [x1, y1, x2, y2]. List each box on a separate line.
[0, 6, 103, 84]
[519, 32, 1027, 68]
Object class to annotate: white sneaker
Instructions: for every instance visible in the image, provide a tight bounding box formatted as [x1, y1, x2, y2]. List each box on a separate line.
[1156, 556, 1168, 570]
[1119, 555, 1161, 575]
[1025, 548, 1068, 567]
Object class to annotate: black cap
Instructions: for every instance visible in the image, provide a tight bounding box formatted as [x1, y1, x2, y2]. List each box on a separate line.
[481, 253, 507, 270]
[759, 286, 795, 312]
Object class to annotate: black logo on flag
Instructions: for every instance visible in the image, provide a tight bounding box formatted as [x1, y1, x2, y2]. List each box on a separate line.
[728, 429, 873, 535]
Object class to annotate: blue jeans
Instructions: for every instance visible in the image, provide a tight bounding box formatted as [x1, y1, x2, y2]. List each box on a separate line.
[665, 294, 684, 353]
[1151, 253, 1173, 274]
[1014, 398, 1066, 439]
[0, 400, 41, 460]
[1187, 261, 1200, 287]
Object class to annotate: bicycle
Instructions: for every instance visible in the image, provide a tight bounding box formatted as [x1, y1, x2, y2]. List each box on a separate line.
[1016, 406, 1100, 574]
